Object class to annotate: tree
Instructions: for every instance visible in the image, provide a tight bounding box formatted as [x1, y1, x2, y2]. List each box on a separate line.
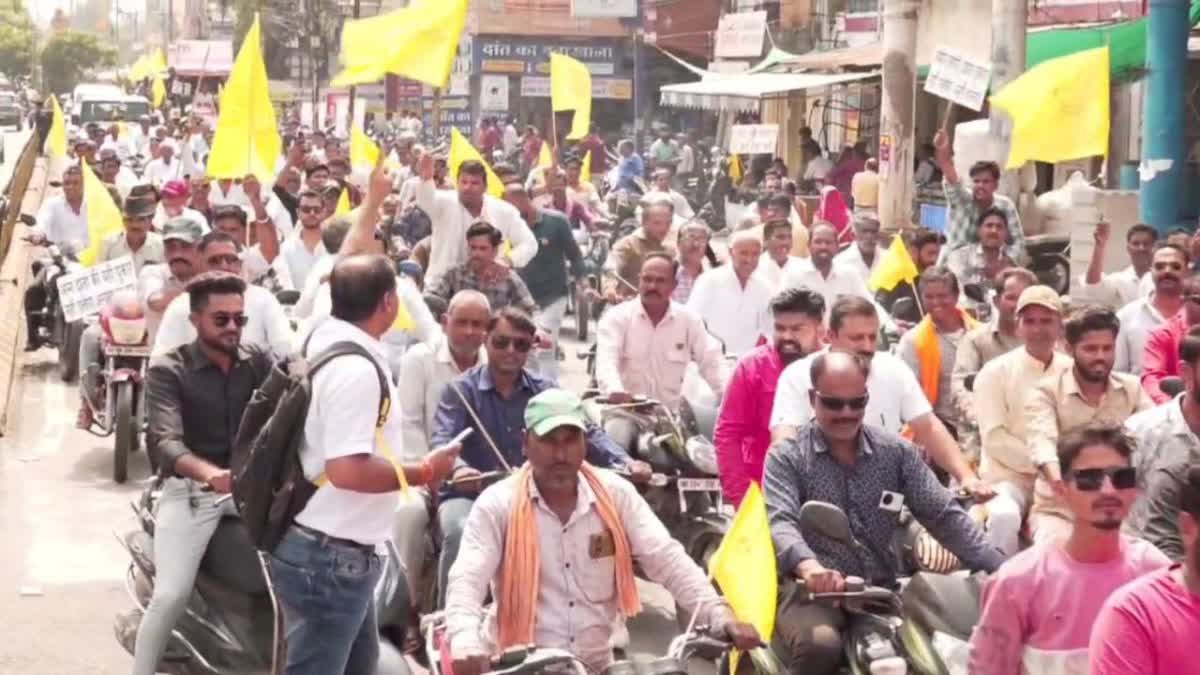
[0, 3, 36, 85]
[40, 30, 118, 96]
[231, 0, 344, 80]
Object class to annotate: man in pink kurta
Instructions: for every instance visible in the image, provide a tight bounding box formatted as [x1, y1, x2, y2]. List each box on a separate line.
[714, 288, 825, 506]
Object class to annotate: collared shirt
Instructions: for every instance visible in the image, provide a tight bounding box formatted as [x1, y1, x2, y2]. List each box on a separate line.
[1141, 311, 1191, 403]
[1026, 369, 1152, 469]
[896, 324, 968, 427]
[397, 334, 486, 461]
[974, 348, 1072, 479]
[764, 423, 1003, 583]
[616, 154, 644, 191]
[832, 244, 882, 287]
[603, 228, 676, 296]
[1076, 265, 1152, 310]
[678, 144, 696, 174]
[754, 254, 809, 292]
[146, 341, 274, 475]
[34, 195, 88, 246]
[518, 209, 584, 307]
[781, 260, 876, 320]
[152, 284, 295, 358]
[850, 169, 879, 208]
[138, 263, 187, 344]
[595, 300, 725, 408]
[950, 321, 1022, 423]
[943, 243, 1015, 291]
[295, 318, 406, 545]
[429, 263, 538, 317]
[714, 344, 787, 506]
[278, 234, 327, 292]
[770, 349, 932, 433]
[1115, 296, 1172, 375]
[942, 181, 1025, 261]
[532, 194, 593, 229]
[1123, 395, 1200, 558]
[431, 365, 631, 495]
[99, 231, 164, 274]
[642, 189, 694, 220]
[686, 264, 772, 356]
[445, 469, 725, 671]
[415, 181, 538, 287]
[672, 262, 705, 304]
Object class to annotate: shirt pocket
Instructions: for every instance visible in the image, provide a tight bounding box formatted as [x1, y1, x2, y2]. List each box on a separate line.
[571, 530, 617, 603]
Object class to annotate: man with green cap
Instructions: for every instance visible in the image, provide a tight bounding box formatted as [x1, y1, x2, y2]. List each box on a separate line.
[445, 388, 762, 675]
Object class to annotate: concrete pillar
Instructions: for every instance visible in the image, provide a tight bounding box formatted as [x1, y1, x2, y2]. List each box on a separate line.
[1140, 0, 1191, 234]
[990, 0, 1026, 198]
[878, 0, 919, 231]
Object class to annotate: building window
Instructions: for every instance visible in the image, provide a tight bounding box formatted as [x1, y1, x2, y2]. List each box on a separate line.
[847, 0, 879, 13]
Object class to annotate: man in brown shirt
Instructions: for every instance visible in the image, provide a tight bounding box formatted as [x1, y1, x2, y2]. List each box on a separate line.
[602, 199, 676, 300]
[1024, 305, 1153, 543]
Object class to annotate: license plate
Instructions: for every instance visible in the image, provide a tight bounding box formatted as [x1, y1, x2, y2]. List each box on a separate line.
[677, 477, 722, 493]
[105, 344, 151, 357]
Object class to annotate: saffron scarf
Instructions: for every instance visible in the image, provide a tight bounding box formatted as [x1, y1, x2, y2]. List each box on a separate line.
[914, 308, 979, 406]
[496, 464, 641, 649]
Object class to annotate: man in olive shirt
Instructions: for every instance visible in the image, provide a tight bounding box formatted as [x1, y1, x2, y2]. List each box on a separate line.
[133, 272, 277, 675]
[505, 181, 584, 380]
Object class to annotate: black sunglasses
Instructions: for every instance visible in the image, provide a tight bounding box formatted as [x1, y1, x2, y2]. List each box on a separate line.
[490, 335, 532, 353]
[299, 205, 323, 214]
[212, 313, 249, 328]
[1067, 466, 1137, 491]
[814, 392, 869, 411]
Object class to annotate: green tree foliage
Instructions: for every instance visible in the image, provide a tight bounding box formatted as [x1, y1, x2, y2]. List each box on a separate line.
[230, 0, 344, 80]
[40, 31, 118, 96]
[0, 2, 36, 85]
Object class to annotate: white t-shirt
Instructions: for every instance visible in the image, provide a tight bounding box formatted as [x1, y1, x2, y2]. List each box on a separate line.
[769, 349, 933, 432]
[294, 317, 405, 545]
[685, 264, 773, 356]
[279, 235, 327, 292]
[34, 195, 89, 246]
[151, 284, 295, 357]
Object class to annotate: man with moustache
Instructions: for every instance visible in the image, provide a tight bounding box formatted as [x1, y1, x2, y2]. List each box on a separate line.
[969, 427, 1169, 675]
[1139, 271, 1200, 403]
[715, 288, 825, 506]
[140, 219, 204, 346]
[1115, 244, 1189, 375]
[1079, 222, 1158, 310]
[781, 223, 877, 315]
[1024, 306, 1153, 545]
[686, 230, 773, 356]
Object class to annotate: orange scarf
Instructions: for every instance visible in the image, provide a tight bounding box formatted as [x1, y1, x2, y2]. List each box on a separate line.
[914, 309, 978, 406]
[496, 464, 640, 649]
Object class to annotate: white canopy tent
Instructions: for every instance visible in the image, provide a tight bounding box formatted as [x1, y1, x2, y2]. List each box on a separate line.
[659, 71, 880, 112]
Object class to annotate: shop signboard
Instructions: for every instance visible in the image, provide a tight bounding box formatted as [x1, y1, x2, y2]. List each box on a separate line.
[519, 76, 632, 100]
[475, 37, 624, 77]
[714, 11, 767, 59]
[480, 75, 510, 111]
[728, 124, 779, 155]
[571, 0, 637, 18]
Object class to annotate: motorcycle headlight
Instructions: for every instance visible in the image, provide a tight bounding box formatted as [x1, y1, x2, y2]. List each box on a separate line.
[108, 316, 146, 345]
[685, 436, 719, 476]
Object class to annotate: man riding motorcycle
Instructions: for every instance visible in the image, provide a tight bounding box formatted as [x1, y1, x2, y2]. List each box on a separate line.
[25, 164, 88, 351]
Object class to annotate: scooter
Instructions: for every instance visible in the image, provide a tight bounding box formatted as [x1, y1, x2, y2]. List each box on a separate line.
[114, 484, 412, 675]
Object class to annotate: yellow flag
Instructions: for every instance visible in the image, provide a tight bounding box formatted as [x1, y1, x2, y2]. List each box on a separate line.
[708, 483, 776, 673]
[129, 54, 150, 82]
[207, 15, 282, 183]
[990, 46, 1110, 169]
[538, 142, 554, 170]
[350, 125, 381, 169]
[869, 233, 921, 292]
[47, 95, 67, 159]
[729, 153, 743, 184]
[335, 188, 351, 216]
[448, 128, 504, 197]
[550, 53, 592, 140]
[77, 162, 125, 268]
[580, 150, 592, 185]
[152, 76, 166, 108]
[332, 0, 468, 88]
[151, 48, 168, 74]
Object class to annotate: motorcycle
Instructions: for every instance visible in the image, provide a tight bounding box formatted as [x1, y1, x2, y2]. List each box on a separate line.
[1026, 233, 1070, 296]
[30, 242, 87, 382]
[114, 483, 412, 675]
[570, 222, 614, 342]
[779, 501, 983, 675]
[81, 294, 152, 484]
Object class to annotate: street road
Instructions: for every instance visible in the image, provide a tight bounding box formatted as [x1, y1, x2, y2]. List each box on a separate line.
[0, 136, 699, 672]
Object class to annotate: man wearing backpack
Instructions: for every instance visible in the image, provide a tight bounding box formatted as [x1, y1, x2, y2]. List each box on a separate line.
[270, 253, 461, 675]
[134, 271, 278, 675]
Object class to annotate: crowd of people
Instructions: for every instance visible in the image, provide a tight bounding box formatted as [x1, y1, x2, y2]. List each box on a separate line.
[21, 98, 1200, 675]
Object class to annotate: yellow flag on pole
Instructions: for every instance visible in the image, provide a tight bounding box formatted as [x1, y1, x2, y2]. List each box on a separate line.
[151, 76, 167, 108]
[989, 46, 1110, 169]
[538, 142, 554, 170]
[335, 188, 351, 216]
[77, 162, 125, 268]
[729, 153, 743, 184]
[869, 234, 921, 292]
[332, 0, 469, 88]
[550, 53, 592, 141]
[580, 150, 592, 185]
[449, 128, 504, 197]
[47, 95, 67, 159]
[350, 125, 381, 170]
[151, 48, 168, 75]
[207, 15, 281, 183]
[708, 482, 776, 673]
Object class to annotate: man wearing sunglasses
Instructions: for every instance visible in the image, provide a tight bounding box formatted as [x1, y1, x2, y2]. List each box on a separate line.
[765, 351, 1001, 675]
[1140, 272, 1200, 403]
[1090, 464, 1200, 674]
[1115, 243, 1190, 375]
[152, 232, 294, 358]
[969, 426, 1168, 675]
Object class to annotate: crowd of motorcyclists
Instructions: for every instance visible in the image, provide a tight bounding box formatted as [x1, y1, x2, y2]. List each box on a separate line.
[15, 81, 1200, 675]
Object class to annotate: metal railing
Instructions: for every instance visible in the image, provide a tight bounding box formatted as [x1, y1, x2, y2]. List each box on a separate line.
[0, 131, 42, 262]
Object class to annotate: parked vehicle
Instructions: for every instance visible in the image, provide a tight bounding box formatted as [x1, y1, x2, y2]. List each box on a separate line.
[0, 91, 23, 128]
[29, 243, 86, 381]
[1026, 233, 1070, 295]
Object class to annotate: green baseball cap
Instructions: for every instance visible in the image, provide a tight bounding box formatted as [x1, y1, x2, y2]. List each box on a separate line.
[162, 217, 204, 244]
[525, 389, 588, 436]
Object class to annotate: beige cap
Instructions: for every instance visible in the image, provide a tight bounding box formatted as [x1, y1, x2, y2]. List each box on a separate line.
[1016, 284, 1063, 314]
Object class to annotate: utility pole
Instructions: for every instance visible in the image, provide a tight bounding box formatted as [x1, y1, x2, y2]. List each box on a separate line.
[877, 0, 919, 233]
[632, 0, 646, 154]
[346, 0, 361, 133]
[990, 0, 1026, 199]
[1141, 0, 1190, 234]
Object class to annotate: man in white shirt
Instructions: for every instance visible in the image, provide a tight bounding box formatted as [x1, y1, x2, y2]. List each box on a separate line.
[646, 167, 694, 220]
[278, 189, 328, 291]
[415, 154, 537, 288]
[98, 150, 140, 200]
[140, 219, 204, 346]
[1078, 222, 1157, 310]
[1115, 244, 1188, 374]
[31, 164, 88, 247]
[270, 253, 461, 674]
[782, 223, 877, 318]
[597, 253, 725, 408]
[152, 231, 294, 357]
[153, 180, 210, 234]
[210, 202, 293, 292]
[144, 141, 183, 187]
[770, 294, 989, 497]
[688, 230, 772, 356]
[755, 219, 810, 291]
[832, 215, 883, 286]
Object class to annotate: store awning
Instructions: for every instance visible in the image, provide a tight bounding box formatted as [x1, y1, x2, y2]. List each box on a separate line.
[660, 71, 880, 112]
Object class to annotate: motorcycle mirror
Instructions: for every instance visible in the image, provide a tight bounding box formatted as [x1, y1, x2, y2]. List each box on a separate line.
[18, 213, 34, 228]
[275, 289, 301, 305]
[963, 283, 988, 304]
[892, 297, 917, 319]
[963, 373, 976, 393]
[799, 501, 855, 545]
[1161, 376, 1185, 397]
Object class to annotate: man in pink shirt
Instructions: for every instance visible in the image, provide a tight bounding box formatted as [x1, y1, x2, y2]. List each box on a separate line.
[714, 287, 825, 506]
[1141, 280, 1200, 403]
[968, 426, 1170, 675]
[1090, 463, 1200, 674]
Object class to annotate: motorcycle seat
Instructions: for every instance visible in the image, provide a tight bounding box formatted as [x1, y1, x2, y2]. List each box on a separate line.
[201, 517, 269, 596]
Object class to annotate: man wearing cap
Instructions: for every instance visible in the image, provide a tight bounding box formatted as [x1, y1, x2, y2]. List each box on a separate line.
[141, 218, 204, 346]
[144, 140, 183, 187]
[445, 388, 761, 675]
[153, 179, 210, 234]
[973, 285, 1073, 556]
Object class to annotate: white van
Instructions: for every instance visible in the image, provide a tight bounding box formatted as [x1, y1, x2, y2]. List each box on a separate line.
[72, 93, 153, 126]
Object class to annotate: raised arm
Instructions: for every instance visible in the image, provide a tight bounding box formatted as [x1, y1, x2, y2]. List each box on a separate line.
[340, 156, 392, 256]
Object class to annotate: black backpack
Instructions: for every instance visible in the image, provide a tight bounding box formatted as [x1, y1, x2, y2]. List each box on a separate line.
[231, 340, 390, 552]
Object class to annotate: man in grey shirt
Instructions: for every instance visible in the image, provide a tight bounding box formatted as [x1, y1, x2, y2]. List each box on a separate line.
[763, 351, 1003, 675]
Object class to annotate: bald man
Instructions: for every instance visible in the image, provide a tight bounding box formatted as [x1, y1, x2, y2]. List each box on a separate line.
[686, 230, 773, 356]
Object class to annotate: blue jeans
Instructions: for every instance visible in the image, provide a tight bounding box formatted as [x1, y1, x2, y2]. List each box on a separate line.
[270, 525, 383, 675]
